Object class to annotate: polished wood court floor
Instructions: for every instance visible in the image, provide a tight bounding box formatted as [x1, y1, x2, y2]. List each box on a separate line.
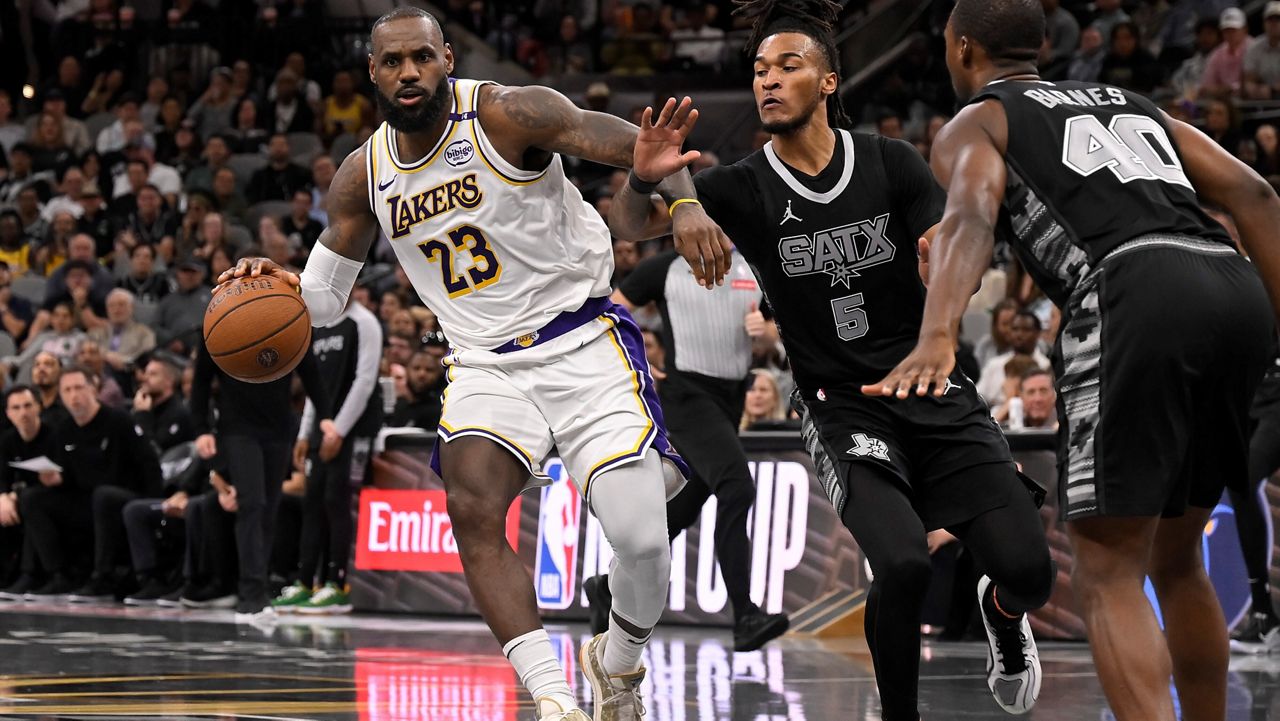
[0, 602, 1276, 719]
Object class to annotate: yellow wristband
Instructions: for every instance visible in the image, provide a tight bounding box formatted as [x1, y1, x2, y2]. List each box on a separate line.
[667, 198, 702, 217]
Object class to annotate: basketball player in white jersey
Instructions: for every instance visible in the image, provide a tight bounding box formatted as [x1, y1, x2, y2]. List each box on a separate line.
[220, 8, 732, 721]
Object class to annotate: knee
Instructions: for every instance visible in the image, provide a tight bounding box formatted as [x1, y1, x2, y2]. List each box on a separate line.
[610, 521, 670, 565]
[121, 500, 150, 526]
[875, 551, 932, 596]
[1000, 553, 1057, 609]
[444, 484, 506, 538]
[1148, 544, 1205, 588]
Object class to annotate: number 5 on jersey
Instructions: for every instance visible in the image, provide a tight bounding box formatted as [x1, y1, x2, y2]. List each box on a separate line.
[418, 224, 504, 299]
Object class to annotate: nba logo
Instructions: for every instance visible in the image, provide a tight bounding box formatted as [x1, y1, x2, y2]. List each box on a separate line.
[534, 461, 582, 610]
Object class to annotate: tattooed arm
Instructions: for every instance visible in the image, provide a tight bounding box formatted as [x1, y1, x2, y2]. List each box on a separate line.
[480, 85, 732, 285]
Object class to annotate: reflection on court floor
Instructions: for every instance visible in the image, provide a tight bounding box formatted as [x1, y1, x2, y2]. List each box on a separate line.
[0, 605, 1275, 720]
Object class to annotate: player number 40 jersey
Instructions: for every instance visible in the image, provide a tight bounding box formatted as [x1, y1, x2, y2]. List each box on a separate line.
[368, 77, 613, 352]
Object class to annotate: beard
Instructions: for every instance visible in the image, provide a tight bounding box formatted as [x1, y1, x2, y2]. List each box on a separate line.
[760, 91, 825, 136]
[376, 76, 452, 134]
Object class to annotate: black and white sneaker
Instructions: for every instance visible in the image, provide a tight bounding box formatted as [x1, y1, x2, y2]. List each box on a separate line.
[65, 577, 115, 603]
[124, 578, 182, 606]
[180, 582, 237, 609]
[977, 575, 1040, 714]
[0, 574, 40, 601]
[24, 573, 77, 600]
[1230, 612, 1280, 655]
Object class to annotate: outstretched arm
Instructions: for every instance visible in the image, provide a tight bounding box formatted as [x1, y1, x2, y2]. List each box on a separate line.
[483, 87, 732, 286]
[863, 100, 1008, 398]
[1165, 112, 1280, 318]
[218, 146, 378, 325]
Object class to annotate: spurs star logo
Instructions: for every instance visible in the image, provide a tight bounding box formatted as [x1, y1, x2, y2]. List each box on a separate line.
[780, 199, 802, 225]
[847, 433, 890, 461]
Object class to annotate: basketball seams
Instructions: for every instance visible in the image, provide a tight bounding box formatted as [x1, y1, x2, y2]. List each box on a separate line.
[208, 305, 309, 357]
[204, 292, 306, 341]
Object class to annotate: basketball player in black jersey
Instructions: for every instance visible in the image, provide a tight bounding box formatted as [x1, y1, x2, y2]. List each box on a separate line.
[870, 1, 1280, 720]
[609, 2, 1054, 718]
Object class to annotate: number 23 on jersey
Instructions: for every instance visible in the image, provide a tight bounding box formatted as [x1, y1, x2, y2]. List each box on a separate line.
[418, 224, 504, 299]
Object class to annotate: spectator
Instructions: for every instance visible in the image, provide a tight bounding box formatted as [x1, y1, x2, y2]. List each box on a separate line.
[6, 301, 85, 383]
[388, 309, 417, 339]
[977, 310, 1051, 404]
[1170, 19, 1223, 101]
[76, 340, 125, 408]
[132, 357, 195, 454]
[208, 246, 235, 280]
[246, 133, 312, 203]
[184, 134, 233, 194]
[271, 53, 324, 111]
[230, 59, 260, 106]
[41, 235, 113, 311]
[973, 298, 1020, 370]
[1041, 0, 1081, 78]
[0, 145, 56, 205]
[385, 332, 415, 367]
[281, 189, 322, 254]
[0, 262, 34, 344]
[112, 140, 183, 207]
[107, 159, 149, 221]
[154, 257, 211, 354]
[0, 386, 58, 598]
[611, 237, 638, 287]
[262, 69, 316, 135]
[152, 99, 188, 161]
[43, 166, 88, 223]
[1245, 2, 1280, 99]
[15, 187, 49, 242]
[162, 122, 203, 180]
[584, 81, 611, 114]
[322, 70, 372, 140]
[191, 212, 246, 264]
[601, 2, 669, 74]
[28, 113, 75, 174]
[211, 168, 249, 225]
[1201, 7, 1252, 98]
[29, 352, 69, 429]
[80, 68, 127, 118]
[88, 288, 157, 379]
[1020, 368, 1058, 431]
[390, 348, 447, 429]
[260, 217, 300, 273]
[186, 66, 237, 140]
[77, 182, 113, 254]
[1203, 98, 1242, 151]
[1069, 26, 1108, 82]
[0, 90, 24, 156]
[309, 155, 336, 225]
[117, 243, 173, 305]
[990, 353, 1042, 427]
[139, 78, 170, 131]
[876, 113, 905, 140]
[227, 98, 268, 155]
[1256, 124, 1280, 175]
[0, 211, 34, 275]
[38, 259, 109, 337]
[1100, 21, 1165, 93]
[53, 366, 164, 602]
[1131, 0, 1173, 58]
[171, 463, 237, 608]
[26, 89, 91, 156]
[671, 4, 725, 70]
[96, 94, 149, 155]
[740, 368, 786, 430]
[1090, 0, 1132, 44]
[546, 15, 595, 75]
[119, 439, 201, 605]
[120, 184, 179, 249]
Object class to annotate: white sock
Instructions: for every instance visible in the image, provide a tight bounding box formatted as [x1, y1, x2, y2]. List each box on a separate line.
[603, 610, 651, 675]
[503, 629, 577, 714]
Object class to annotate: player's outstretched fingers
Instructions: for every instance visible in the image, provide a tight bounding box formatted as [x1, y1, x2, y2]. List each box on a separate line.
[655, 97, 677, 128]
[671, 96, 695, 132]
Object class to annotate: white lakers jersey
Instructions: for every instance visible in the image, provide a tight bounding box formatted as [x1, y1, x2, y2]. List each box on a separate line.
[367, 77, 613, 352]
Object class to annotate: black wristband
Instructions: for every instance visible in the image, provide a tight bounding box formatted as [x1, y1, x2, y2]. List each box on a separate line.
[628, 170, 659, 194]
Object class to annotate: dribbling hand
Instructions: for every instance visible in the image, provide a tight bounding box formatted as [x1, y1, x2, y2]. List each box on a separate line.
[215, 257, 300, 293]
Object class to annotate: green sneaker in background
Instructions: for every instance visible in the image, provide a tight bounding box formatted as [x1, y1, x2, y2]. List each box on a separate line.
[271, 582, 312, 613]
[295, 582, 352, 615]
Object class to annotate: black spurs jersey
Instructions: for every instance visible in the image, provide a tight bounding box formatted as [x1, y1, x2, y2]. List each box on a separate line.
[695, 129, 945, 390]
[971, 79, 1234, 307]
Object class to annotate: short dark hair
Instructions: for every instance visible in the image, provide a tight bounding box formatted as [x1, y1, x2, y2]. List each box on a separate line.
[4, 384, 40, 409]
[1014, 309, 1043, 331]
[950, 0, 1044, 65]
[61, 364, 99, 387]
[372, 6, 441, 36]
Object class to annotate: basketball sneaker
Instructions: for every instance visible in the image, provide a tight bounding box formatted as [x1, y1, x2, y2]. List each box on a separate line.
[295, 582, 351, 615]
[582, 575, 612, 636]
[1230, 611, 1280, 654]
[271, 582, 312, 613]
[977, 575, 1040, 714]
[580, 632, 646, 721]
[537, 696, 590, 721]
[733, 606, 790, 652]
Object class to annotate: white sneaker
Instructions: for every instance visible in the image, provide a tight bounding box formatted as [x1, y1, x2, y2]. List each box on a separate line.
[579, 632, 647, 721]
[233, 605, 278, 626]
[537, 696, 590, 721]
[977, 575, 1040, 714]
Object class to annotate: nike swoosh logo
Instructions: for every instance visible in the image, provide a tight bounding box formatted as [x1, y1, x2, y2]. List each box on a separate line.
[378, 178, 395, 191]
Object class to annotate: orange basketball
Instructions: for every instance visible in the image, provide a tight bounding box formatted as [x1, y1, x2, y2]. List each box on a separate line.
[203, 276, 311, 383]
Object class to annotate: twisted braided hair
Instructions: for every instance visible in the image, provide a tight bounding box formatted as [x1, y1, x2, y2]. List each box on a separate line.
[733, 0, 851, 129]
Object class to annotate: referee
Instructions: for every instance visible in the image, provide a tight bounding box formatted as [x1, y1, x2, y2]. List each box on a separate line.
[583, 246, 790, 652]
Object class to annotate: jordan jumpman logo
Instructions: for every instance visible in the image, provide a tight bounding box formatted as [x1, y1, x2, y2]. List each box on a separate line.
[780, 199, 802, 225]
